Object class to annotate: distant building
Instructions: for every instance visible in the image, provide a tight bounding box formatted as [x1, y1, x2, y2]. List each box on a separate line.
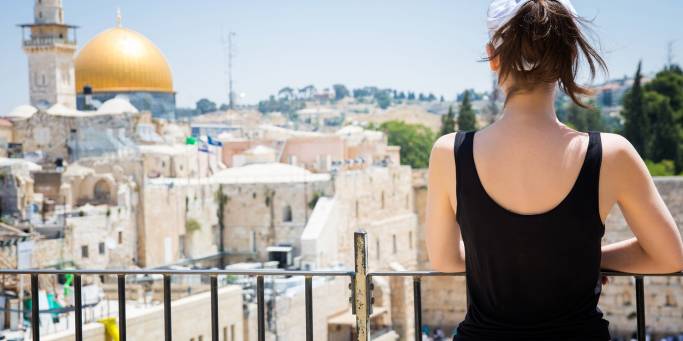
[19, 0, 78, 109]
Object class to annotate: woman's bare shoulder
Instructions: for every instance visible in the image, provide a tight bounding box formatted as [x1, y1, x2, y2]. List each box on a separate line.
[430, 133, 457, 169]
[600, 132, 642, 166]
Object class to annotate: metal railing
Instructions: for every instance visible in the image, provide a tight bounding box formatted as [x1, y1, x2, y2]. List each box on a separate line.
[0, 231, 681, 341]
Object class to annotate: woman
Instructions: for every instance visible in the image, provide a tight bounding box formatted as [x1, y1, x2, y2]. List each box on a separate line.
[425, 0, 683, 340]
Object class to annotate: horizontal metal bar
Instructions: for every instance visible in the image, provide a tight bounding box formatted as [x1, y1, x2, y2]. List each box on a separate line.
[368, 271, 683, 278]
[2, 269, 680, 278]
[0, 269, 354, 276]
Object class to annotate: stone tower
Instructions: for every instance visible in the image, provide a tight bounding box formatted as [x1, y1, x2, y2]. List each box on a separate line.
[20, 0, 77, 109]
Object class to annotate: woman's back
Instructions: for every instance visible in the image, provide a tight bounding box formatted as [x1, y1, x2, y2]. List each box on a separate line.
[452, 129, 610, 340]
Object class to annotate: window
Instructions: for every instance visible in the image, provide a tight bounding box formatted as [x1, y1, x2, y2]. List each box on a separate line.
[392, 234, 397, 254]
[409, 231, 413, 250]
[282, 205, 293, 222]
[81, 245, 89, 258]
[223, 327, 227, 341]
[251, 231, 257, 253]
[118, 231, 123, 244]
[99, 242, 105, 255]
[198, 336, 203, 341]
[39, 12, 42, 19]
[230, 325, 235, 341]
[381, 191, 385, 209]
[376, 239, 380, 260]
[355, 200, 359, 218]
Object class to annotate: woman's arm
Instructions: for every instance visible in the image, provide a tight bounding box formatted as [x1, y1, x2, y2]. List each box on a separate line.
[601, 134, 683, 274]
[426, 134, 466, 273]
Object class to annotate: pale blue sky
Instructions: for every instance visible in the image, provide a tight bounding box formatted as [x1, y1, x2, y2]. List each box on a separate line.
[0, 0, 682, 114]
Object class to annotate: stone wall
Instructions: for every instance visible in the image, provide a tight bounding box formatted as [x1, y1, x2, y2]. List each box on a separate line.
[414, 176, 683, 337]
[221, 180, 333, 261]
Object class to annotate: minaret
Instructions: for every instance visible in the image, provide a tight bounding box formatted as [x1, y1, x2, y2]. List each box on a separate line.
[19, 0, 78, 109]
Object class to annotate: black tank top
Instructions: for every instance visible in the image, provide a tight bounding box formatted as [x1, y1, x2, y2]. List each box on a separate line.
[453, 131, 611, 341]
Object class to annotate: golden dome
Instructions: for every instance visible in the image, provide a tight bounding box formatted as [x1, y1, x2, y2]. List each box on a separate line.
[75, 27, 173, 93]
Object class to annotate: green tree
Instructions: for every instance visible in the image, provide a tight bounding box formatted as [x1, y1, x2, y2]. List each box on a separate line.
[375, 91, 391, 109]
[374, 121, 436, 169]
[196, 98, 217, 114]
[644, 92, 679, 163]
[566, 100, 604, 132]
[621, 62, 650, 157]
[457, 90, 478, 131]
[333, 84, 350, 100]
[439, 106, 456, 136]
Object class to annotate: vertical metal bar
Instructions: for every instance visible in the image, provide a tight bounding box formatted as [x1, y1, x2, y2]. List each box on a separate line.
[118, 274, 127, 341]
[413, 277, 422, 341]
[211, 276, 219, 341]
[164, 275, 172, 341]
[74, 274, 83, 341]
[353, 231, 369, 341]
[635, 276, 646, 341]
[31, 274, 39, 341]
[305, 276, 313, 341]
[257, 276, 265, 341]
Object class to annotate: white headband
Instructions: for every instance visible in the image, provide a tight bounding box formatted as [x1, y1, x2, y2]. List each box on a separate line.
[487, 0, 577, 38]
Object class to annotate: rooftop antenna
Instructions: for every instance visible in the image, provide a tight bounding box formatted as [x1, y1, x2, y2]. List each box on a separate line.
[116, 8, 122, 27]
[221, 29, 237, 110]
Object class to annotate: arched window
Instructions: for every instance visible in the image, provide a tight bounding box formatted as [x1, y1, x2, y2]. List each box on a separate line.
[282, 205, 293, 223]
[93, 179, 112, 204]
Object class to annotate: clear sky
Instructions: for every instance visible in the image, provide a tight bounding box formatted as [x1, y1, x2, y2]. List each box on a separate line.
[1, 0, 682, 114]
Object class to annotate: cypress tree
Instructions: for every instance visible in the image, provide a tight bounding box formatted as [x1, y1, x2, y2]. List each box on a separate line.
[622, 61, 650, 157]
[645, 92, 678, 163]
[457, 90, 478, 131]
[439, 106, 456, 136]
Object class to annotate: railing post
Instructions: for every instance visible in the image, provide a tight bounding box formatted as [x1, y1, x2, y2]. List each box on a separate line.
[74, 274, 83, 341]
[413, 277, 422, 341]
[163, 275, 172, 341]
[354, 231, 369, 341]
[305, 276, 313, 341]
[31, 274, 39, 341]
[117, 274, 127, 341]
[635, 276, 646, 341]
[256, 276, 265, 341]
[210, 276, 219, 341]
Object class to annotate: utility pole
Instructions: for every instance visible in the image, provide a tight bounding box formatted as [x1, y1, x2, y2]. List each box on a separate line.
[221, 30, 237, 110]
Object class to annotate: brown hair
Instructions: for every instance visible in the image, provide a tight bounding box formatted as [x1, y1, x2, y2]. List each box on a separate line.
[487, 0, 607, 108]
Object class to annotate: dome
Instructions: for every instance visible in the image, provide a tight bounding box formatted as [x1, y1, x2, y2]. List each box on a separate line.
[97, 96, 139, 115]
[75, 27, 173, 93]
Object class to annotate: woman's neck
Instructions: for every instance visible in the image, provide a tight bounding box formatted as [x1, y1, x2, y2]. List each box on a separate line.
[498, 85, 560, 127]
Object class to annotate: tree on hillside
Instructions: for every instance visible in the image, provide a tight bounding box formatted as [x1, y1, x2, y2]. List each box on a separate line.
[644, 91, 679, 163]
[622, 62, 650, 157]
[278, 87, 295, 101]
[196, 98, 217, 114]
[373, 121, 436, 169]
[440, 106, 456, 136]
[457, 90, 478, 131]
[566, 100, 604, 132]
[333, 84, 350, 100]
[375, 91, 391, 110]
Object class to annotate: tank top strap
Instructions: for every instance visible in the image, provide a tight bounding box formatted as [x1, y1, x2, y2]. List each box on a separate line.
[573, 131, 603, 209]
[453, 131, 475, 223]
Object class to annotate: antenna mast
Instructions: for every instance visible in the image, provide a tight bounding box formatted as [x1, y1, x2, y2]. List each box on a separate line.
[667, 40, 676, 68]
[221, 29, 237, 110]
